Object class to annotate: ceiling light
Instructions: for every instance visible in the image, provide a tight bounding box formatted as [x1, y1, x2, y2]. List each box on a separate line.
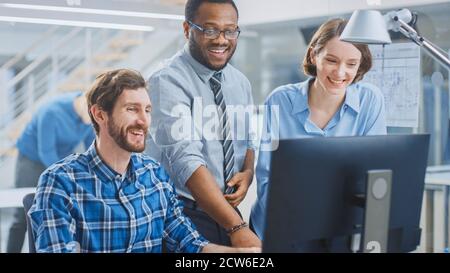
[0, 3, 184, 20]
[0, 16, 155, 31]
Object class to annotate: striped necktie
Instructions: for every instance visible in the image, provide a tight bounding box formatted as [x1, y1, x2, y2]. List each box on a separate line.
[209, 71, 235, 194]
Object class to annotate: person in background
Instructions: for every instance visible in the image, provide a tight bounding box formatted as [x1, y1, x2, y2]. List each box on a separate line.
[146, 0, 260, 248]
[29, 68, 260, 253]
[250, 18, 387, 240]
[6, 91, 94, 253]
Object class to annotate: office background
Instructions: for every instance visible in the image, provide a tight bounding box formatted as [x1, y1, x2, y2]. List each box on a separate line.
[0, 0, 449, 252]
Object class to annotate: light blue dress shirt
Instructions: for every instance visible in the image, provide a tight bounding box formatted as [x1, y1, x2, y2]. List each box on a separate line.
[250, 78, 387, 239]
[146, 44, 257, 200]
[16, 92, 95, 167]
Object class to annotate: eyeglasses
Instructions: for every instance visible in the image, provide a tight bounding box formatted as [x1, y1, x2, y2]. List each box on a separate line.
[188, 21, 240, 40]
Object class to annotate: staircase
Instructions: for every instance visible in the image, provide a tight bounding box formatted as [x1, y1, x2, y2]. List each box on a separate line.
[0, 27, 151, 169]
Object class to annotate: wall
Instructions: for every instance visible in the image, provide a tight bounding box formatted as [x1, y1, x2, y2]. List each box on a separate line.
[236, 0, 450, 25]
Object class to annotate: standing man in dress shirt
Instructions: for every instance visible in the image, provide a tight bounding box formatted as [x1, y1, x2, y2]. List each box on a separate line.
[146, 0, 260, 247]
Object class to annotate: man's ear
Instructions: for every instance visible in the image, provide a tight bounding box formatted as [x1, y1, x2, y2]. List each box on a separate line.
[183, 21, 190, 40]
[91, 105, 107, 128]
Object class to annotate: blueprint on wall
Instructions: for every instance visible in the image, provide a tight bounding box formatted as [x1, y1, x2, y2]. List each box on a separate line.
[364, 42, 421, 128]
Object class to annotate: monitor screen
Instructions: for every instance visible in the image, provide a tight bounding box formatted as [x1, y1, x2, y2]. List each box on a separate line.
[262, 134, 430, 253]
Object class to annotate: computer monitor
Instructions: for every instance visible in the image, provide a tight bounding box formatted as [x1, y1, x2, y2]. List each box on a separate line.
[262, 134, 430, 253]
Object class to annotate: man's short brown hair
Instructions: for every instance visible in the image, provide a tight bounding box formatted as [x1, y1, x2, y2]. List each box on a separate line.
[85, 69, 147, 134]
[303, 18, 372, 83]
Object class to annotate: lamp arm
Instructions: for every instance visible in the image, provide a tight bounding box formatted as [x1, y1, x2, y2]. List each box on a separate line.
[395, 18, 450, 70]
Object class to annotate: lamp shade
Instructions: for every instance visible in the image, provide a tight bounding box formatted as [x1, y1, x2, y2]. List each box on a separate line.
[340, 10, 392, 44]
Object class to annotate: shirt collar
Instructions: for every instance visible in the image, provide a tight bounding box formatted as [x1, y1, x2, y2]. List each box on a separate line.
[86, 142, 136, 184]
[291, 78, 312, 115]
[343, 84, 360, 114]
[291, 78, 361, 115]
[181, 43, 226, 83]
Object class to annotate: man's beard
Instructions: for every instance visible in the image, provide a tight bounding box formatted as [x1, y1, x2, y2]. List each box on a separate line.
[107, 117, 147, 153]
[189, 36, 236, 71]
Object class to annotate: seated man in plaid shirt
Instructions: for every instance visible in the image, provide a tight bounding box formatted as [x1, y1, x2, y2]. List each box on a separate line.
[28, 69, 259, 253]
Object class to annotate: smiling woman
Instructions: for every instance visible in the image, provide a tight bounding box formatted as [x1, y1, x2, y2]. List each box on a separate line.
[302, 19, 374, 129]
[309, 37, 362, 95]
[249, 18, 388, 240]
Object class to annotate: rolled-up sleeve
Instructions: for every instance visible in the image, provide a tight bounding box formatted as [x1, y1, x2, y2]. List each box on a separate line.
[161, 177, 209, 253]
[149, 73, 205, 186]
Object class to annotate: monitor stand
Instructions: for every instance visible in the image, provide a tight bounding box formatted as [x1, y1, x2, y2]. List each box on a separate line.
[354, 170, 392, 253]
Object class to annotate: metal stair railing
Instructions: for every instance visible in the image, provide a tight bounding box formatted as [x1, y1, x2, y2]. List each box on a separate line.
[0, 26, 60, 72]
[0, 27, 123, 162]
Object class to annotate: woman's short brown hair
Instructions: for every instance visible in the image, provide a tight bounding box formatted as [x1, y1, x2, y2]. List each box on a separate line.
[85, 68, 147, 134]
[303, 18, 372, 83]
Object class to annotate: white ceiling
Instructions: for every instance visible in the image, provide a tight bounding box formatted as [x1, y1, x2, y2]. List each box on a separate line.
[0, 0, 185, 31]
[236, 0, 450, 25]
[0, 0, 449, 42]
[1, 0, 449, 30]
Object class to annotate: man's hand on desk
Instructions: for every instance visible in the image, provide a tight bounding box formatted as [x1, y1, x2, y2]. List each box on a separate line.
[202, 243, 261, 253]
[230, 227, 262, 248]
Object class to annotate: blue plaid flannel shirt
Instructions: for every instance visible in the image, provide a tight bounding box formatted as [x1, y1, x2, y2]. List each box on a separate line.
[29, 143, 208, 253]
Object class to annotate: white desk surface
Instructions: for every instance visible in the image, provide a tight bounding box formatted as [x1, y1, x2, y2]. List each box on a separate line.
[0, 187, 35, 208]
[426, 165, 450, 186]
